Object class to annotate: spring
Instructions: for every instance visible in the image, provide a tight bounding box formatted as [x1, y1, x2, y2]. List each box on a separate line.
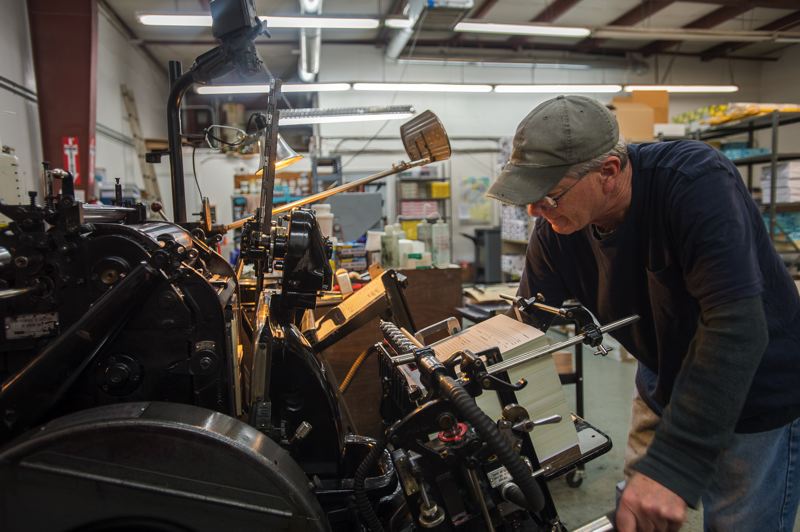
[379, 320, 416, 355]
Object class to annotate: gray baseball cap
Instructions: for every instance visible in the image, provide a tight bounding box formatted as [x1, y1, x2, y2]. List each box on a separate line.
[487, 95, 619, 205]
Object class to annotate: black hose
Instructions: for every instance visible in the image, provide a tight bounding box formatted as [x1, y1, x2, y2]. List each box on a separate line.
[354, 440, 386, 532]
[437, 375, 545, 513]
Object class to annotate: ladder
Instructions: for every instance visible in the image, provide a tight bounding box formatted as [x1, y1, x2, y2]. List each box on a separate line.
[121, 85, 160, 200]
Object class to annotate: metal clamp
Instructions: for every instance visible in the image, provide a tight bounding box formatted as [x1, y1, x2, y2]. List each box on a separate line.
[414, 317, 461, 345]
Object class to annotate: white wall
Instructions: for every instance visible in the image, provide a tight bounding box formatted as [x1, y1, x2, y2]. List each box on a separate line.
[0, 0, 41, 191]
[0, 2, 169, 202]
[95, 6, 169, 205]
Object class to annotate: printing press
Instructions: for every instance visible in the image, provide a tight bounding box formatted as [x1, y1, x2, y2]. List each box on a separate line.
[0, 1, 637, 530]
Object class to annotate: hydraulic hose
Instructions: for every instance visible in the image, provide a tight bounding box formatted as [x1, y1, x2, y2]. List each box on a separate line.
[339, 347, 374, 394]
[436, 374, 546, 513]
[354, 439, 386, 532]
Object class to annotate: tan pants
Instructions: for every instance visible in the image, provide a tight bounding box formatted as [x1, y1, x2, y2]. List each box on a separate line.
[622, 391, 659, 482]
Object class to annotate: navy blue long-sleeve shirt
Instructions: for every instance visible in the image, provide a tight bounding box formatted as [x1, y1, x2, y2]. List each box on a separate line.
[520, 140, 800, 504]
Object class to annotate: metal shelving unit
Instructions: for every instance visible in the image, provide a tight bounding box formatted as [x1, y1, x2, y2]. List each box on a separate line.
[395, 168, 451, 231]
[684, 111, 800, 244]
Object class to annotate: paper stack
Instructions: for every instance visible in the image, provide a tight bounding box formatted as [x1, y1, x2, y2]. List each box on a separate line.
[761, 162, 800, 203]
[431, 315, 580, 468]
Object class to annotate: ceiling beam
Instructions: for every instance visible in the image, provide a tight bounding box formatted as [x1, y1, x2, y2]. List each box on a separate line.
[377, 0, 406, 44]
[701, 9, 800, 60]
[139, 37, 780, 62]
[575, 0, 675, 51]
[639, 4, 753, 56]
[448, 0, 500, 45]
[470, 0, 501, 19]
[410, 38, 779, 61]
[531, 0, 583, 23]
[506, 0, 583, 47]
[679, 0, 799, 7]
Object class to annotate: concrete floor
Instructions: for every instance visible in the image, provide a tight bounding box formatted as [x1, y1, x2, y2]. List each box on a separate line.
[544, 340, 800, 531]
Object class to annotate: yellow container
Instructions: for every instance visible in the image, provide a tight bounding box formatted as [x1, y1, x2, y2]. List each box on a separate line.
[430, 181, 450, 199]
[400, 220, 419, 240]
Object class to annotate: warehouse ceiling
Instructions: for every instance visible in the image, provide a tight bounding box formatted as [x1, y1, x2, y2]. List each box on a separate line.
[102, 0, 800, 83]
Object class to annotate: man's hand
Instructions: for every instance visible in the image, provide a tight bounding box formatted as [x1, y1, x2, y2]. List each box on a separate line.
[617, 473, 687, 532]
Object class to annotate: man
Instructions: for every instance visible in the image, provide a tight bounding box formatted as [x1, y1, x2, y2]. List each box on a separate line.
[487, 95, 800, 531]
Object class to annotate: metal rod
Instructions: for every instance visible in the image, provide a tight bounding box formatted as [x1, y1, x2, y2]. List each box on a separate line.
[391, 353, 416, 365]
[0, 287, 37, 300]
[499, 293, 565, 317]
[258, 80, 281, 231]
[467, 468, 496, 532]
[487, 315, 639, 375]
[81, 204, 137, 222]
[769, 110, 779, 240]
[167, 61, 191, 223]
[223, 157, 431, 231]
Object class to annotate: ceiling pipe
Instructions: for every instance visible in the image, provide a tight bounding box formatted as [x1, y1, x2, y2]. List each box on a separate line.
[386, 0, 425, 60]
[298, 0, 322, 82]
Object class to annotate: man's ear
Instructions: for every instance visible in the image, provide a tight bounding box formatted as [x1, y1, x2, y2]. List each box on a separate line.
[599, 157, 622, 193]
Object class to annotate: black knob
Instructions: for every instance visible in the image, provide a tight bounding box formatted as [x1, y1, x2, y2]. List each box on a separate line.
[105, 363, 130, 386]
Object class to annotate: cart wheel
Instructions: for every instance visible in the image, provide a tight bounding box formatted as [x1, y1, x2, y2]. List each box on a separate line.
[566, 468, 584, 488]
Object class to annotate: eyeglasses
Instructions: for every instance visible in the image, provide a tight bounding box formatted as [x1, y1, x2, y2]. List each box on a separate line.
[538, 176, 583, 210]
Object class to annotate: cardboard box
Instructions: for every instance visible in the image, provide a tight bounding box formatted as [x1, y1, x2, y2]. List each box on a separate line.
[629, 90, 669, 123]
[611, 101, 655, 142]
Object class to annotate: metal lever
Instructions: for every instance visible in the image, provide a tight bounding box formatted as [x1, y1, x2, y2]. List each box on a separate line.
[501, 292, 609, 349]
[512, 414, 562, 433]
[479, 372, 527, 393]
[487, 315, 640, 376]
[460, 348, 527, 393]
[414, 317, 461, 345]
[288, 421, 312, 444]
[593, 344, 612, 357]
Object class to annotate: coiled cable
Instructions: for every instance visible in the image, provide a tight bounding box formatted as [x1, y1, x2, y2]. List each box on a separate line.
[353, 439, 386, 532]
[436, 374, 546, 513]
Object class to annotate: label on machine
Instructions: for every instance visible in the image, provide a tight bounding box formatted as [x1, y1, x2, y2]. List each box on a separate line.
[5, 312, 59, 339]
[486, 465, 513, 488]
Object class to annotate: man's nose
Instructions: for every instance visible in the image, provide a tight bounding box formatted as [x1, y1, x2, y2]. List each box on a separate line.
[528, 203, 544, 217]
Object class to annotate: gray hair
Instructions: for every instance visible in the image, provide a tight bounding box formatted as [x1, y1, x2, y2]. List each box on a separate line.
[565, 142, 629, 180]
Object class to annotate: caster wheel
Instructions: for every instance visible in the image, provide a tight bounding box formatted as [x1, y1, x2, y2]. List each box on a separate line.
[566, 468, 584, 488]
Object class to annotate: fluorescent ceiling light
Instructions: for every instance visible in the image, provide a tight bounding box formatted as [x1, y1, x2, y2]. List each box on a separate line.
[494, 84, 622, 93]
[284, 83, 351, 92]
[454, 21, 590, 38]
[280, 112, 414, 125]
[592, 26, 797, 42]
[137, 13, 379, 29]
[624, 85, 739, 93]
[385, 17, 413, 29]
[266, 16, 379, 29]
[196, 83, 351, 95]
[353, 82, 493, 93]
[138, 14, 211, 26]
[397, 58, 590, 70]
[279, 106, 415, 126]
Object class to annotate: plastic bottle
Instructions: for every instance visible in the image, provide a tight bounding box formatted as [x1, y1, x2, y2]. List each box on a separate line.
[416, 219, 432, 252]
[336, 268, 353, 296]
[398, 239, 414, 268]
[381, 225, 397, 268]
[311, 204, 334, 238]
[431, 218, 451, 267]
